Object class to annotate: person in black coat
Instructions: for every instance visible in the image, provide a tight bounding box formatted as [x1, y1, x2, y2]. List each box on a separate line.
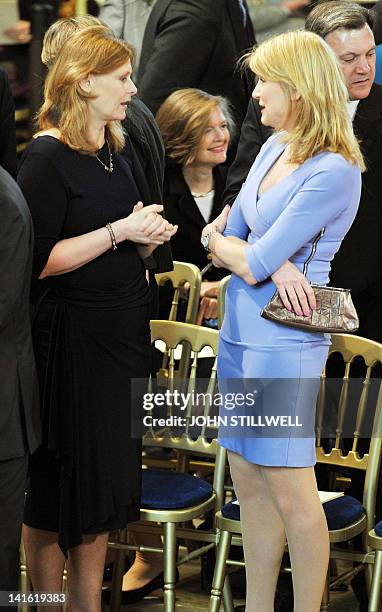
[138, 0, 256, 134]
[0, 69, 17, 177]
[0, 166, 41, 600]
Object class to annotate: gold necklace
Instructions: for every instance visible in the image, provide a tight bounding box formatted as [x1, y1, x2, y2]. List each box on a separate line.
[95, 140, 114, 173]
[191, 187, 214, 198]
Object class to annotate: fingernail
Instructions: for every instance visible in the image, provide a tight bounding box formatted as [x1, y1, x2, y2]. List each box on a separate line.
[286, 306, 292, 311]
[304, 311, 310, 317]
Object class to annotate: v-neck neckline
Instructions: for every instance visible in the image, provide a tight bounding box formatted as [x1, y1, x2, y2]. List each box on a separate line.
[256, 141, 299, 202]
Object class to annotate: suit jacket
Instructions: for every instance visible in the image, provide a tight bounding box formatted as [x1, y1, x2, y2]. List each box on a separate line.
[124, 96, 173, 273]
[0, 69, 17, 178]
[0, 167, 41, 460]
[223, 86, 382, 294]
[163, 163, 228, 277]
[138, 0, 256, 130]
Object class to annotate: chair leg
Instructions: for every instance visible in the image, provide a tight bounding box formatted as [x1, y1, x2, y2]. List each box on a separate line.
[163, 522, 177, 612]
[209, 529, 232, 612]
[369, 550, 382, 612]
[320, 570, 330, 612]
[222, 574, 235, 612]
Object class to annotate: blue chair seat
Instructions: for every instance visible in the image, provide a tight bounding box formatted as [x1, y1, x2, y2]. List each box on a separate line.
[221, 496, 365, 531]
[142, 469, 213, 509]
[221, 500, 240, 521]
[323, 495, 365, 530]
[375, 520, 382, 537]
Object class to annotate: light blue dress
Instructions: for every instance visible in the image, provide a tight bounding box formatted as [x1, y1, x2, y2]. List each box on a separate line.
[218, 133, 361, 467]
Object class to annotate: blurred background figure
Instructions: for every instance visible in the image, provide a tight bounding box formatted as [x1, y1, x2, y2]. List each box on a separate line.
[100, 0, 157, 77]
[137, 0, 256, 152]
[156, 88, 233, 325]
[247, 0, 308, 42]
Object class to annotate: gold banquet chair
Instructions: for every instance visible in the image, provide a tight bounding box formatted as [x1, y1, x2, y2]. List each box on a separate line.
[209, 333, 382, 612]
[367, 522, 382, 612]
[155, 261, 202, 325]
[108, 320, 229, 612]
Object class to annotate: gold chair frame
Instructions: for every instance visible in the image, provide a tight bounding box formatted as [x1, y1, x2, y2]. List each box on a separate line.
[108, 320, 231, 612]
[209, 333, 382, 612]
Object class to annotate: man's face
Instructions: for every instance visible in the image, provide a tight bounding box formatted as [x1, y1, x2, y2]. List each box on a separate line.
[325, 25, 376, 101]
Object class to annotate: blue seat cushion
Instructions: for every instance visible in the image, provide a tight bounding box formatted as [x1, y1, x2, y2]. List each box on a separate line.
[375, 520, 382, 537]
[141, 469, 213, 510]
[323, 495, 365, 530]
[222, 496, 365, 531]
[221, 500, 240, 521]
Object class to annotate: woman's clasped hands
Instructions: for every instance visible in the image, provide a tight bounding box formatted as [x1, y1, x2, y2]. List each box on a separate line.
[114, 201, 178, 246]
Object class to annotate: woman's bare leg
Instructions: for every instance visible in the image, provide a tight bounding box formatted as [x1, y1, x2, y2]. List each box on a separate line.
[228, 451, 286, 612]
[262, 465, 329, 612]
[66, 532, 109, 612]
[22, 525, 66, 612]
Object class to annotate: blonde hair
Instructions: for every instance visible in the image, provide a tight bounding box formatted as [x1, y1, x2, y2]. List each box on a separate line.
[37, 28, 135, 153]
[156, 88, 234, 166]
[41, 16, 111, 67]
[248, 30, 365, 170]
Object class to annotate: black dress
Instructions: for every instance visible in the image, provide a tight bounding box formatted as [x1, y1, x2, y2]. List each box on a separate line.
[17, 136, 151, 555]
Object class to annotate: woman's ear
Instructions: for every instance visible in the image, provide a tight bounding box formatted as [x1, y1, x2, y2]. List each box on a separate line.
[79, 75, 93, 94]
[291, 88, 301, 101]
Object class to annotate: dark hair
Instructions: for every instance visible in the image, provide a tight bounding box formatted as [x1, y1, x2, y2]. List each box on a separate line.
[305, 1, 374, 39]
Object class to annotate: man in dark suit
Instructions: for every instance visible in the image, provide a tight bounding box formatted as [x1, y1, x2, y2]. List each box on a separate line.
[0, 163, 41, 596]
[224, 1, 382, 344]
[137, 0, 256, 131]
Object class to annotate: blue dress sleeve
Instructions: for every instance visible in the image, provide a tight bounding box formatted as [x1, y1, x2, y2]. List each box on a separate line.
[246, 156, 361, 282]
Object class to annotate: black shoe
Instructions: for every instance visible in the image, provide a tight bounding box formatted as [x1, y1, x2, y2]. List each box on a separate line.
[102, 569, 179, 606]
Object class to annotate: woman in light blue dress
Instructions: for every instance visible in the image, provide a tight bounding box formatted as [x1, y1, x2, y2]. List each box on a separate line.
[202, 31, 363, 611]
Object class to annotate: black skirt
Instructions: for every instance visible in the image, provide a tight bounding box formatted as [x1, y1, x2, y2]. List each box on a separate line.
[24, 289, 151, 555]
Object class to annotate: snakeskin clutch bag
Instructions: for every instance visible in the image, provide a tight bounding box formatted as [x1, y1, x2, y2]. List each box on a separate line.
[261, 228, 359, 334]
[261, 284, 359, 333]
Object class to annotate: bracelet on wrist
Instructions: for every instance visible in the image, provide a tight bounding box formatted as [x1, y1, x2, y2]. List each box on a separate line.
[105, 222, 118, 250]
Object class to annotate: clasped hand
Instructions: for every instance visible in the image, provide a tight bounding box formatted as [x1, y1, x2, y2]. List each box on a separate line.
[271, 260, 316, 316]
[117, 201, 177, 245]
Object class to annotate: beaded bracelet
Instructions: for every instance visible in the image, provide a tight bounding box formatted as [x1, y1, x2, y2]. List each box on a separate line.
[105, 222, 118, 250]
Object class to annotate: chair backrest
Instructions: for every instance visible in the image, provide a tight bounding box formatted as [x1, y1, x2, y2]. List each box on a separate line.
[217, 274, 231, 329]
[316, 333, 382, 532]
[155, 261, 202, 324]
[146, 319, 226, 510]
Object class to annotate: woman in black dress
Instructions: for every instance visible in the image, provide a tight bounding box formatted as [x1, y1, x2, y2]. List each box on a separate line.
[17, 27, 176, 610]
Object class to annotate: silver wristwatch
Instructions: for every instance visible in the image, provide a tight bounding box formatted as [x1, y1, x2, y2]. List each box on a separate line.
[201, 228, 219, 252]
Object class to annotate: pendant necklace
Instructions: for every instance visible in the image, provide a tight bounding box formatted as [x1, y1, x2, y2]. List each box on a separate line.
[95, 140, 114, 173]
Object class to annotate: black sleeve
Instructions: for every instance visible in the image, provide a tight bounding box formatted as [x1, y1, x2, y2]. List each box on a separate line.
[223, 98, 273, 206]
[0, 177, 30, 330]
[138, 0, 218, 115]
[0, 70, 17, 178]
[17, 151, 68, 279]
